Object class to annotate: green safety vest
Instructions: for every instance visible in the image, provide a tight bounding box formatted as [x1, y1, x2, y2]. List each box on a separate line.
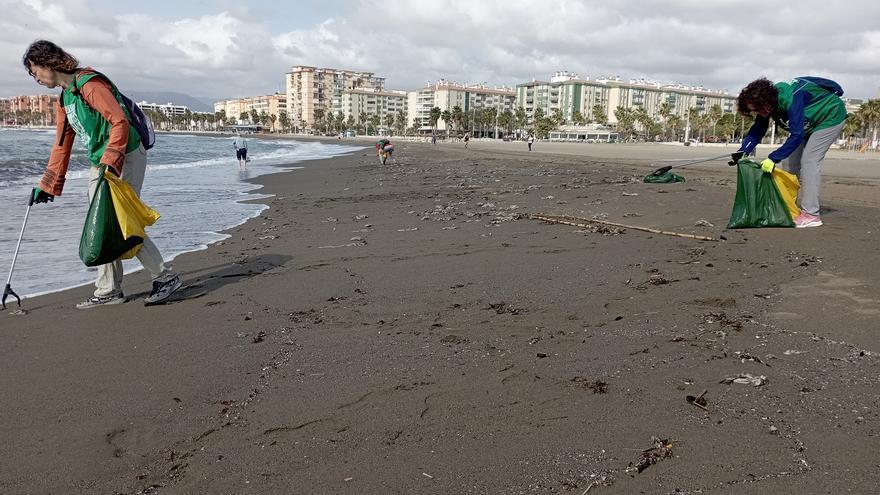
[772, 79, 847, 134]
[61, 71, 141, 166]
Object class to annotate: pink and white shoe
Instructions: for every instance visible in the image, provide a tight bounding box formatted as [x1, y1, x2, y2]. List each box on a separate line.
[794, 212, 823, 228]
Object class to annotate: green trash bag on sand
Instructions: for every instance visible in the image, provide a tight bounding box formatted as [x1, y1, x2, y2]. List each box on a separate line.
[727, 159, 800, 229]
[644, 170, 685, 183]
[79, 171, 144, 266]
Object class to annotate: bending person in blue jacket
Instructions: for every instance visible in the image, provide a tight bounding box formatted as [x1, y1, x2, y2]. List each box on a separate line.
[732, 77, 847, 228]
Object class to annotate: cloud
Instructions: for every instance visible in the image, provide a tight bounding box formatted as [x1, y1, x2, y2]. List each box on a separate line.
[0, 0, 878, 101]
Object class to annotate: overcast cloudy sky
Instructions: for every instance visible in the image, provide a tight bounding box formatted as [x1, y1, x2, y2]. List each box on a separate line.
[2, 0, 878, 103]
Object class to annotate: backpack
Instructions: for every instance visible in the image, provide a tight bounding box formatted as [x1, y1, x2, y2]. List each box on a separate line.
[795, 76, 844, 97]
[65, 70, 156, 150]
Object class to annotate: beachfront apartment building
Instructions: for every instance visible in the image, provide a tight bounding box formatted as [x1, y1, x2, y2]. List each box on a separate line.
[516, 71, 736, 125]
[139, 101, 189, 118]
[1, 94, 58, 126]
[214, 93, 288, 131]
[285, 65, 385, 131]
[407, 80, 517, 135]
[341, 87, 407, 131]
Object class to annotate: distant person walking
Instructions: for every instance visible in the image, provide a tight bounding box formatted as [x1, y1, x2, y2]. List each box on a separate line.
[463, 132, 470, 149]
[22, 40, 181, 308]
[733, 76, 847, 228]
[527, 135, 534, 151]
[233, 133, 248, 168]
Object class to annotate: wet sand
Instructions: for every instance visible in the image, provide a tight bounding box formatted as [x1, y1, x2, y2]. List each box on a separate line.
[2, 140, 880, 494]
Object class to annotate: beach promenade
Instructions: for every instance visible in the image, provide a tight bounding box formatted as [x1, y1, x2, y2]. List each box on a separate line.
[2, 140, 880, 493]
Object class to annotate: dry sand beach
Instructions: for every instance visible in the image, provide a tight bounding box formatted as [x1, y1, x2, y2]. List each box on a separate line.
[2, 139, 880, 494]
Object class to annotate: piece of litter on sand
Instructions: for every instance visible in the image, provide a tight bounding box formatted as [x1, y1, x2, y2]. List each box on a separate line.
[685, 389, 709, 411]
[344, 477, 353, 482]
[9, 309, 28, 316]
[422, 473, 434, 479]
[627, 436, 673, 473]
[784, 350, 806, 355]
[397, 227, 419, 232]
[694, 219, 715, 227]
[621, 192, 639, 196]
[720, 373, 768, 387]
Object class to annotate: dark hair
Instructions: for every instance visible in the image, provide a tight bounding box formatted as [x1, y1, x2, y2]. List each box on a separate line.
[22, 40, 79, 77]
[736, 77, 778, 115]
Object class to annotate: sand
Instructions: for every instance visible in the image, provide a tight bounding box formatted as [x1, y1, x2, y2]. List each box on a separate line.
[2, 139, 880, 494]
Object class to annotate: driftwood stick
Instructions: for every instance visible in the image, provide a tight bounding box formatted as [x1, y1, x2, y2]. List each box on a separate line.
[530, 214, 719, 242]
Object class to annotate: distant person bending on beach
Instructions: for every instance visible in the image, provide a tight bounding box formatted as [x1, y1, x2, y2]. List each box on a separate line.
[527, 135, 534, 151]
[463, 132, 470, 148]
[376, 138, 393, 164]
[734, 77, 847, 228]
[233, 133, 248, 168]
[23, 40, 181, 308]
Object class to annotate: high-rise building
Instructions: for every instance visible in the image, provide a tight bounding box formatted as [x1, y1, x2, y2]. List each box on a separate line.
[285, 66, 385, 131]
[407, 80, 516, 135]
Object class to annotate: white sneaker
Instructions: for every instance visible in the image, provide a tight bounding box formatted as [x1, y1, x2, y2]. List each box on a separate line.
[76, 293, 125, 309]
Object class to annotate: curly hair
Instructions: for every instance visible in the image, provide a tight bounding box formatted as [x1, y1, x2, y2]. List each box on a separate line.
[22, 40, 79, 77]
[736, 77, 778, 115]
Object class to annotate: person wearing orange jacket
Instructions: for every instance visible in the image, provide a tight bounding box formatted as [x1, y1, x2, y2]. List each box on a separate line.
[23, 40, 181, 308]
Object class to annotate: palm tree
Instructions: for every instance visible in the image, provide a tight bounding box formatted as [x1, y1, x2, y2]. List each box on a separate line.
[384, 113, 395, 135]
[484, 107, 498, 138]
[614, 106, 636, 141]
[428, 106, 442, 134]
[514, 107, 528, 138]
[314, 108, 325, 133]
[278, 110, 290, 133]
[658, 102, 672, 140]
[451, 106, 464, 135]
[358, 110, 368, 134]
[707, 104, 723, 138]
[369, 114, 381, 135]
[592, 104, 608, 126]
[440, 109, 451, 134]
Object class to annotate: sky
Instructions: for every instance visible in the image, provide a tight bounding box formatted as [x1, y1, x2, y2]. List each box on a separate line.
[2, 0, 879, 104]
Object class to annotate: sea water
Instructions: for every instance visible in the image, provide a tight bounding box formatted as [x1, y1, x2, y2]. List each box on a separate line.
[0, 129, 363, 298]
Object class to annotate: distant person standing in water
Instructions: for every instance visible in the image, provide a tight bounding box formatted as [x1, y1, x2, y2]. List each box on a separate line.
[22, 39, 181, 308]
[233, 132, 248, 168]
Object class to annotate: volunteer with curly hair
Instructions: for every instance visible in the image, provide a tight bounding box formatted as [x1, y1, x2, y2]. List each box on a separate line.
[22, 39, 181, 308]
[733, 77, 847, 228]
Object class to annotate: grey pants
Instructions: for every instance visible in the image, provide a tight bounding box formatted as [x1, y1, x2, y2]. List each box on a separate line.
[87, 145, 174, 296]
[781, 121, 845, 216]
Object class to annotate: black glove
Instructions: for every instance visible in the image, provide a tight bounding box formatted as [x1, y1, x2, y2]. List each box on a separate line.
[31, 187, 54, 205]
[728, 151, 744, 166]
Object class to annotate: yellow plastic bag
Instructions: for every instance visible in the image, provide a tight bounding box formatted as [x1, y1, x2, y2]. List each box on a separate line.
[104, 171, 160, 259]
[771, 168, 800, 220]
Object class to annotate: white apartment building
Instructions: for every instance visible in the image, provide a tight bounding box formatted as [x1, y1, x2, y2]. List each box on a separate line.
[341, 87, 407, 129]
[285, 66, 385, 130]
[516, 71, 736, 125]
[138, 101, 189, 118]
[407, 80, 517, 134]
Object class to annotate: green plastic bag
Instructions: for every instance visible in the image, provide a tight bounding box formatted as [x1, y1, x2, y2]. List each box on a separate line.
[727, 159, 795, 228]
[79, 171, 144, 266]
[644, 171, 685, 183]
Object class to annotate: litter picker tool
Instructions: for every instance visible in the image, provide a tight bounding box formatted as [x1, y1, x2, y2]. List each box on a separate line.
[3, 191, 35, 309]
[650, 152, 734, 176]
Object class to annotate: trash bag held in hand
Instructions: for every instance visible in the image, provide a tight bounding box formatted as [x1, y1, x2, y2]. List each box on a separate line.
[79, 170, 159, 266]
[727, 159, 800, 229]
[105, 171, 160, 259]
